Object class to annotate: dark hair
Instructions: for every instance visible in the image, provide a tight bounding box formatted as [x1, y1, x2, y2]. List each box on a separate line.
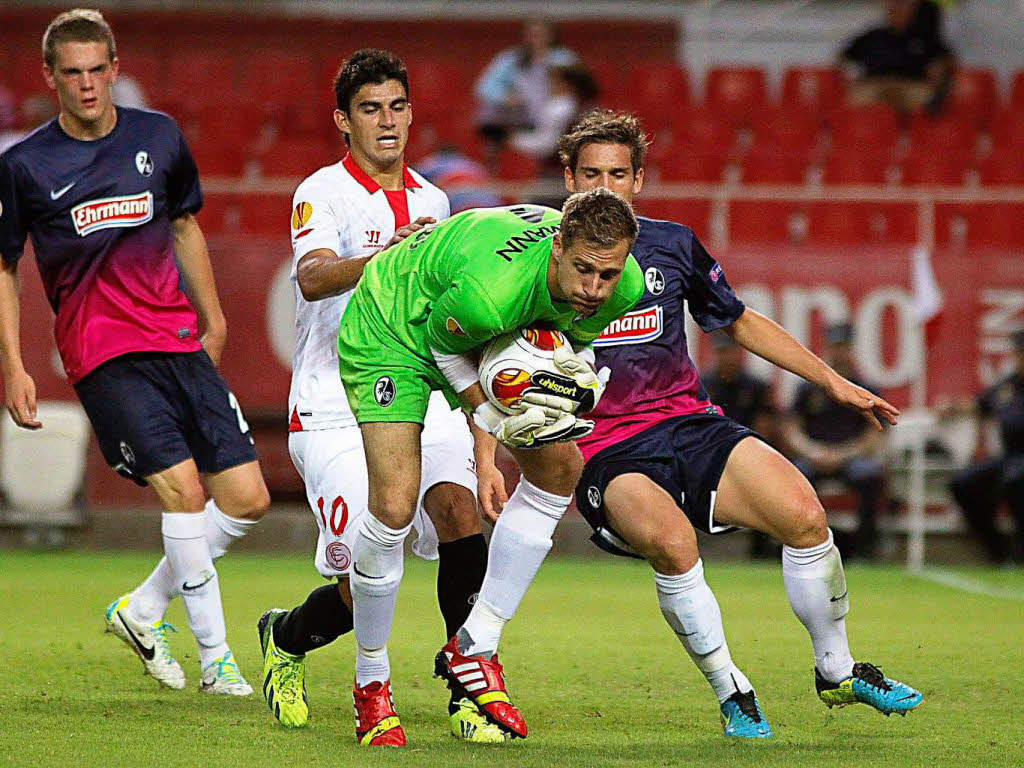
[42, 8, 116, 68]
[558, 109, 650, 174]
[333, 48, 409, 113]
[560, 187, 638, 250]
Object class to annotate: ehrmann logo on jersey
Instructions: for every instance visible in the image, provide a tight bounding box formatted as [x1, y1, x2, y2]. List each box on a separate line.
[593, 304, 664, 347]
[71, 192, 153, 237]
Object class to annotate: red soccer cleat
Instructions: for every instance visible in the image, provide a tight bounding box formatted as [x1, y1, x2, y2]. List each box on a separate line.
[352, 679, 406, 747]
[434, 636, 528, 739]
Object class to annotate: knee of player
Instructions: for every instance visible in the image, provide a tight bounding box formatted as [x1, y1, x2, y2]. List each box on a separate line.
[781, 491, 829, 549]
[425, 483, 480, 538]
[177, 483, 208, 513]
[242, 483, 271, 520]
[646, 534, 700, 575]
[368, 491, 418, 529]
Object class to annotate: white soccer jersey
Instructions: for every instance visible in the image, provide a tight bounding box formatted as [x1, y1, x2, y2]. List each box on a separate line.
[287, 152, 450, 431]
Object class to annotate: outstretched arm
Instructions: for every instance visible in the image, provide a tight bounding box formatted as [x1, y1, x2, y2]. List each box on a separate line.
[0, 260, 40, 429]
[172, 212, 227, 366]
[724, 308, 899, 430]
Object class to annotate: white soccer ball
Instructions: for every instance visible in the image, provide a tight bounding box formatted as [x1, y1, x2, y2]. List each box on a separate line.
[478, 327, 570, 414]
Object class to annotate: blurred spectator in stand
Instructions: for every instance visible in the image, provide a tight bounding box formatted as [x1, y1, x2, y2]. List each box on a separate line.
[839, 0, 955, 117]
[112, 73, 148, 108]
[510, 64, 598, 163]
[513, 64, 598, 209]
[0, 93, 58, 154]
[785, 323, 886, 560]
[701, 332, 780, 559]
[948, 330, 1024, 564]
[474, 19, 577, 169]
[417, 144, 501, 213]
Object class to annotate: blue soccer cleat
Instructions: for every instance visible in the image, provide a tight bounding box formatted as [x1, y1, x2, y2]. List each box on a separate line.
[816, 662, 923, 716]
[720, 690, 773, 739]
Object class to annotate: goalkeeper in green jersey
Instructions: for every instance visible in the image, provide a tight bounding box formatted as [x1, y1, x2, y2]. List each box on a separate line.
[336, 188, 643, 745]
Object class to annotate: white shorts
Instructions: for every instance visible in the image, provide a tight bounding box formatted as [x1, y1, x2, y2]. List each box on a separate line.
[288, 393, 477, 578]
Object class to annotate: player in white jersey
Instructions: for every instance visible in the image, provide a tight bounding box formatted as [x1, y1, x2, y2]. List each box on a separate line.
[255, 50, 507, 745]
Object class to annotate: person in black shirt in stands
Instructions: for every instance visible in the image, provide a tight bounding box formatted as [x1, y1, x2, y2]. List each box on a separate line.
[785, 323, 885, 560]
[840, 0, 955, 116]
[701, 333, 778, 558]
[949, 330, 1024, 564]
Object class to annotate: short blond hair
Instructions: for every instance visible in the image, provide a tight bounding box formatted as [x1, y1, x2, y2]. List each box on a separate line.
[42, 8, 116, 68]
[560, 187, 638, 250]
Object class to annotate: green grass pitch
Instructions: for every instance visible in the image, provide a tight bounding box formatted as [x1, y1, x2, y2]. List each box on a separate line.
[2, 551, 1022, 767]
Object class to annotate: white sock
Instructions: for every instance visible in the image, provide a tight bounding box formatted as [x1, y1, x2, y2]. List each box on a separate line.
[459, 477, 570, 658]
[782, 528, 856, 683]
[655, 559, 753, 703]
[161, 511, 229, 668]
[350, 512, 411, 687]
[129, 500, 256, 624]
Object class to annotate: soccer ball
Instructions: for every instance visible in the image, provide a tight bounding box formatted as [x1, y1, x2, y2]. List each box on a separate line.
[478, 327, 569, 414]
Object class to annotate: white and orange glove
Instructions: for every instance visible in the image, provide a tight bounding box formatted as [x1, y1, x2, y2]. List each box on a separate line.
[472, 401, 593, 450]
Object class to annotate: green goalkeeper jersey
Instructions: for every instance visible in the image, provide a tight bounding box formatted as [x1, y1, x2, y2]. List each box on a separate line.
[344, 204, 643, 362]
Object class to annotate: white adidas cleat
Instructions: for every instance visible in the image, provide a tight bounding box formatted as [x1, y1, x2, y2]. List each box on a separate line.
[105, 594, 186, 690]
[200, 651, 253, 696]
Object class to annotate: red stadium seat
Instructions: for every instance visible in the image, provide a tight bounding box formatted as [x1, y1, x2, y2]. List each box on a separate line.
[668, 114, 738, 159]
[780, 67, 844, 120]
[963, 204, 1024, 247]
[935, 203, 1024, 247]
[740, 150, 808, 184]
[827, 104, 901, 155]
[978, 148, 1024, 186]
[406, 62, 472, 122]
[259, 139, 337, 178]
[989, 107, 1024, 154]
[823, 151, 892, 185]
[167, 51, 238, 108]
[807, 202, 917, 244]
[588, 61, 629, 112]
[11, 49, 44, 100]
[625, 62, 690, 130]
[188, 100, 269, 154]
[728, 200, 804, 244]
[116, 49, 164, 102]
[945, 68, 998, 127]
[634, 199, 712, 240]
[901, 147, 971, 186]
[907, 113, 977, 156]
[238, 51, 318, 111]
[1010, 70, 1024, 110]
[494, 148, 541, 181]
[190, 142, 247, 177]
[237, 195, 293, 237]
[749, 110, 820, 155]
[705, 67, 767, 127]
[196, 194, 241, 235]
[658, 152, 727, 184]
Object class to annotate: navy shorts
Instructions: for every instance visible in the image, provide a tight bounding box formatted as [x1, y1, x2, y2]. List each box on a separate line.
[576, 413, 759, 558]
[74, 351, 257, 485]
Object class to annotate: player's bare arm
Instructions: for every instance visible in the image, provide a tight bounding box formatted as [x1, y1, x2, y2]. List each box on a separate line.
[0, 260, 41, 429]
[468, 417, 507, 524]
[725, 307, 899, 430]
[172, 213, 227, 366]
[296, 217, 434, 302]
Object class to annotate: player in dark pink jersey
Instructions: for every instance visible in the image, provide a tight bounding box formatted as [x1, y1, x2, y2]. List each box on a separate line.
[549, 111, 922, 737]
[0, 9, 269, 694]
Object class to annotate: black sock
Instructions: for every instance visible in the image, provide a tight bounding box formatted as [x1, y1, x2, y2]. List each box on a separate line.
[273, 583, 353, 655]
[437, 533, 488, 712]
[437, 533, 488, 640]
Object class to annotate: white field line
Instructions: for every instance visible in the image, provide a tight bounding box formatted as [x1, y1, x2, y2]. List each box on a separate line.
[912, 568, 1024, 601]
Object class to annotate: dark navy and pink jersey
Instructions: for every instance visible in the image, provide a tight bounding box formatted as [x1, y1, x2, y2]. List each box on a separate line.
[577, 216, 746, 462]
[0, 107, 203, 383]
